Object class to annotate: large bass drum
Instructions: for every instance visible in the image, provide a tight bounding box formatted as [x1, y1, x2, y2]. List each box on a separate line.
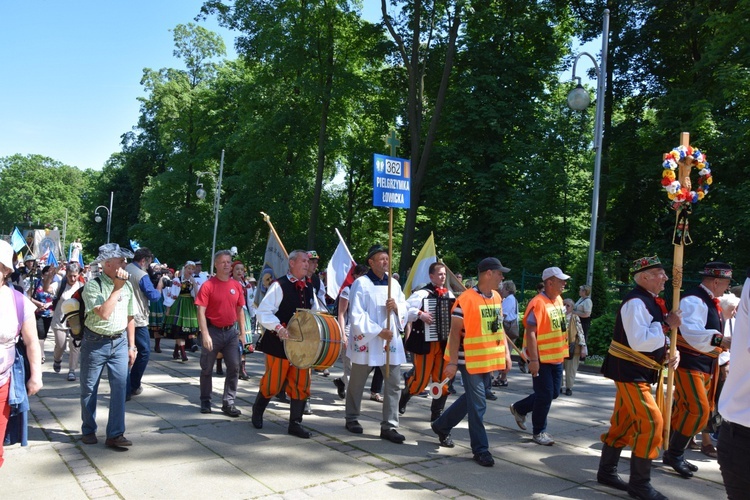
[284, 310, 342, 370]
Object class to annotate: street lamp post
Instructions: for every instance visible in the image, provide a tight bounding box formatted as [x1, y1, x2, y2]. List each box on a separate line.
[94, 191, 114, 244]
[196, 150, 225, 272]
[567, 9, 609, 287]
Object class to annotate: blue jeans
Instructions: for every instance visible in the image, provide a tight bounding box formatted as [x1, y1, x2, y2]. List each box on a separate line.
[128, 326, 150, 393]
[80, 329, 128, 438]
[513, 362, 562, 435]
[433, 365, 489, 455]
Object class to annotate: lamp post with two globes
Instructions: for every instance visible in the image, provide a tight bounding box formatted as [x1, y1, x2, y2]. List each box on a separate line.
[94, 192, 114, 244]
[196, 150, 225, 273]
[567, 9, 609, 287]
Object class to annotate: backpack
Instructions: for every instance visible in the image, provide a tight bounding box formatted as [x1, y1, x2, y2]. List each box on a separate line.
[61, 277, 102, 346]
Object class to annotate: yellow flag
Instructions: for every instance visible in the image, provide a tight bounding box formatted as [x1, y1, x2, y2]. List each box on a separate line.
[403, 232, 437, 298]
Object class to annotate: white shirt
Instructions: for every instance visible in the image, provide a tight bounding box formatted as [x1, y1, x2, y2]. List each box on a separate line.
[502, 294, 518, 322]
[406, 285, 455, 323]
[679, 286, 721, 353]
[193, 272, 209, 296]
[257, 279, 325, 331]
[718, 277, 750, 427]
[620, 296, 668, 352]
[347, 274, 407, 366]
[51, 280, 83, 329]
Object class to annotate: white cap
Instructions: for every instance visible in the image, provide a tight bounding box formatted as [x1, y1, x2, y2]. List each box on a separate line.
[541, 267, 570, 281]
[0, 240, 14, 271]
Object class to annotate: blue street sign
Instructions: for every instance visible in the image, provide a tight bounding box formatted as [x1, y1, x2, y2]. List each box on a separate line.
[373, 153, 411, 209]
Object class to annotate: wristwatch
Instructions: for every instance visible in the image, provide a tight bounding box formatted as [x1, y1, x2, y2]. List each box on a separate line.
[129, 346, 138, 352]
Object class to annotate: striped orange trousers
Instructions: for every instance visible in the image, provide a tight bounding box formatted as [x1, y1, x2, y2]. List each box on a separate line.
[601, 381, 663, 459]
[406, 342, 447, 396]
[258, 355, 311, 400]
[671, 368, 711, 438]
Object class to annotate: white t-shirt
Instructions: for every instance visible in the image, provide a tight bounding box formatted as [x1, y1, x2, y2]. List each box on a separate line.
[718, 277, 750, 427]
[0, 285, 36, 384]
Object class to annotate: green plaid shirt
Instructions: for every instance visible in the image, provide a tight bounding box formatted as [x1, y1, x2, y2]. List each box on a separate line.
[82, 273, 134, 336]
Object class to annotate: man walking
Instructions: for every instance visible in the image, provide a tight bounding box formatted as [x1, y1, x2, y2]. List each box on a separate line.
[51, 262, 84, 382]
[430, 257, 511, 466]
[596, 256, 681, 500]
[79, 243, 136, 450]
[717, 269, 750, 499]
[510, 266, 570, 446]
[125, 248, 164, 398]
[254, 250, 325, 438]
[401, 262, 455, 421]
[345, 244, 408, 443]
[663, 261, 732, 478]
[195, 250, 248, 417]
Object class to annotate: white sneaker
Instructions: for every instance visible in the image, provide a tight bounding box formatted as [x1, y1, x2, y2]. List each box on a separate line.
[509, 404, 527, 430]
[532, 432, 555, 446]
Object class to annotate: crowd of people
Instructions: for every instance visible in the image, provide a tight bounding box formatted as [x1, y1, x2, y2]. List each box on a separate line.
[0, 238, 747, 500]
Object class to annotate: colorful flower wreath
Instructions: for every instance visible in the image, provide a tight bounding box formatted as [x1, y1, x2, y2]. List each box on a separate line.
[660, 145, 712, 210]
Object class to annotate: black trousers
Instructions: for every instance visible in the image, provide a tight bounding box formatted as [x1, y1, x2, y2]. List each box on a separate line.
[718, 420, 750, 499]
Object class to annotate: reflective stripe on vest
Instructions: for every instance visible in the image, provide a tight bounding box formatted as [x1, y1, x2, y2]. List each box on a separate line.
[445, 288, 506, 374]
[523, 294, 568, 364]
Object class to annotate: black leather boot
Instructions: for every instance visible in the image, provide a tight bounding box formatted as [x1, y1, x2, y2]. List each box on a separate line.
[251, 392, 271, 429]
[662, 431, 695, 478]
[430, 394, 448, 422]
[596, 444, 628, 491]
[239, 360, 249, 380]
[628, 456, 668, 500]
[398, 388, 412, 415]
[288, 399, 312, 438]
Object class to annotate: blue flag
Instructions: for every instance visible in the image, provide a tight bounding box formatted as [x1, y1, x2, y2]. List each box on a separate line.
[11, 227, 25, 252]
[130, 239, 140, 251]
[48, 250, 59, 267]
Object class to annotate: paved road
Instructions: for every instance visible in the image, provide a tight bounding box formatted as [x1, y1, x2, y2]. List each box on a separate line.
[2, 340, 728, 499]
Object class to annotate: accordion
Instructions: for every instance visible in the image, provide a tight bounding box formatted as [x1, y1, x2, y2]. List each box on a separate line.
[424, 296, 455, 342]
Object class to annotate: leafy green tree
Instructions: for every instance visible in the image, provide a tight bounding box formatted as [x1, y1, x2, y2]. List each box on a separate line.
[0, 154, 88, 257]
[377, 0, 465, 278]
[417, 1, 584, 274]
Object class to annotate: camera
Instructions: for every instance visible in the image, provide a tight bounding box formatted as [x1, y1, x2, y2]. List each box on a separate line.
[490, 311, 500, 333]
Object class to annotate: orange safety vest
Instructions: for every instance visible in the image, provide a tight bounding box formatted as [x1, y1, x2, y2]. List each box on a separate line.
[523, 293, 567, 364]
[445, 287, 506, 374]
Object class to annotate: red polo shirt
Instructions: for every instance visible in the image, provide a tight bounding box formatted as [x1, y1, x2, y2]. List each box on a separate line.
[195, 276, 246, 328]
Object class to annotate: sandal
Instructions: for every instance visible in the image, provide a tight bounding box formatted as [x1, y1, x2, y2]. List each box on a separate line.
[370, 392, 384, 402]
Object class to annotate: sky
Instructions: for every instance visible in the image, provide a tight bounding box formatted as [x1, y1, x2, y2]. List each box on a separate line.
[1, 2, 595, 172]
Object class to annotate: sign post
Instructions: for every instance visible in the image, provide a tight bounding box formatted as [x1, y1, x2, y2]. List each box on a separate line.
[373, 131, 410, 378]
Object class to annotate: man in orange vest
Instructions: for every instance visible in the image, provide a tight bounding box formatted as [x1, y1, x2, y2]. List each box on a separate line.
[510, 266, 569, 446]
[430, 257, 511, 467]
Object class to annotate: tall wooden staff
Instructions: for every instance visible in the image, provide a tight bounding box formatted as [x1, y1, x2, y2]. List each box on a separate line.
[663, 131, 708, 440]
[373, 130, 410, 380]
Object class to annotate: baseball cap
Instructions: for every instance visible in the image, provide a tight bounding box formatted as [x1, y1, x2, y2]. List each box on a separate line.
[541, 267, 570, 281]
[478, 257, 510, 273]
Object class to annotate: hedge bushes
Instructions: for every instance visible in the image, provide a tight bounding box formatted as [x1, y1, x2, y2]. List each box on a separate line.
[586, 312, 616, 356]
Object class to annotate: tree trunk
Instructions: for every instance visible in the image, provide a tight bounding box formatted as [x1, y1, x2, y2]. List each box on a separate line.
[308, 16, 335, 250]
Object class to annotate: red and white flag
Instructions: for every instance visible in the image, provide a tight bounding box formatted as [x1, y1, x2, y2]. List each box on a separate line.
[326, 229, 356, 300]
